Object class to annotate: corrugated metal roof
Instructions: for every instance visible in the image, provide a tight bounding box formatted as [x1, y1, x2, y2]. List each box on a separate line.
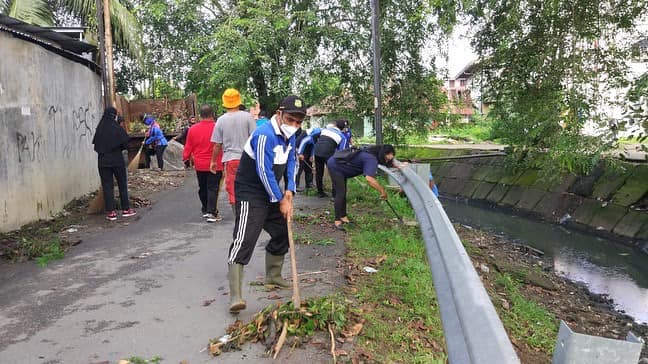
[0, 14, 96, 54]
[0, 14, 100, 73]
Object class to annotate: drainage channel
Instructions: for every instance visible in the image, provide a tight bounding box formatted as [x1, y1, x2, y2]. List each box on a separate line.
[441, 197, 648, 324]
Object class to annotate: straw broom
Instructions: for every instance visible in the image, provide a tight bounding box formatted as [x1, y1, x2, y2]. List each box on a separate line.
[128, 142, 144, 172]
[87, 186, 105, 214]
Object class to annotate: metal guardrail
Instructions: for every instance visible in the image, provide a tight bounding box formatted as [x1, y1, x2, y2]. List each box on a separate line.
[379, 162, 521, 364]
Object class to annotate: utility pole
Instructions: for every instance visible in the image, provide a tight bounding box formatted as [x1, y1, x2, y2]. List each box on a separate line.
[371, 0, 382, 144]
[95, 0, 109, 107]
[102, 0, 116, 106]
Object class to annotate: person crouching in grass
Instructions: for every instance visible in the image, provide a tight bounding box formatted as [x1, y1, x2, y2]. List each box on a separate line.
[326, 144, 396, 231]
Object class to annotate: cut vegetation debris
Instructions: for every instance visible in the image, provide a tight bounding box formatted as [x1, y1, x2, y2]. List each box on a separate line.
[208, 295, 364, 361]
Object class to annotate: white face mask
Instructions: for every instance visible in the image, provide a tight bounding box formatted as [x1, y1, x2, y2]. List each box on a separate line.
[280, 124, 298, 138]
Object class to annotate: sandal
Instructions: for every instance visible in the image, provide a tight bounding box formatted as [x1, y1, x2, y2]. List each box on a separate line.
[334, 223, 346, 232]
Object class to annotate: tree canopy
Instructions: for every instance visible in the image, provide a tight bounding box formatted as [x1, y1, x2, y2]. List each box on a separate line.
[464, 0, 648, 172]
[1, 0, 142, 58]
[4, 0, 647, 161]
[115, 0, 451, 142]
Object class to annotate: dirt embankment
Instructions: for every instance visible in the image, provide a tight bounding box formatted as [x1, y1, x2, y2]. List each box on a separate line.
[455, 225, 648, 363]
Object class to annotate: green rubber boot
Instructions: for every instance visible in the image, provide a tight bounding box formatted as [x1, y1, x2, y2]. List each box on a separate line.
[264, 253, 291, 289]
[228, 263, 246, 313]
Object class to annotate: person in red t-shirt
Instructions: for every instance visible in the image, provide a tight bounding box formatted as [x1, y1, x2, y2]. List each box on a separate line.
[183, 104, 224, 223]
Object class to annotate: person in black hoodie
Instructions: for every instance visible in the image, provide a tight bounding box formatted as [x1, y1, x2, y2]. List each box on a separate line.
[92, 107, 137, 221]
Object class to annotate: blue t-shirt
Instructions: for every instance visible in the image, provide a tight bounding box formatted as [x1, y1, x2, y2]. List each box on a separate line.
[429, 172, 439, 197]
[256, 118, 270, 128]
[327, 151, 378, 178]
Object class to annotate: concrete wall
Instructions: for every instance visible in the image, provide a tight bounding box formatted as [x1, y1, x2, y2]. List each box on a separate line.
[429, 153, 648, 246]
[0, 31, 102, 232]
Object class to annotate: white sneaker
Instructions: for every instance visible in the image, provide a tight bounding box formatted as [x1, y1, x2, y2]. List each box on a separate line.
[202, 212, 210, 218]
[206, 213, 222, 223]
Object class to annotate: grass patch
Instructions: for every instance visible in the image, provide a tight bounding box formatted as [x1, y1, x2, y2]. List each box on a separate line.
[34, 238, 66, 267]
[494, 273, 558, 352]
[315, 238, 335, 246]
[344, 181, 447, 363]
[432, 117, 496, 143]
[125, 356, 163, 364]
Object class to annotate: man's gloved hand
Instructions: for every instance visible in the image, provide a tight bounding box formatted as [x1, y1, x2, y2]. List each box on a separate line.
[183, 160, 190, 169]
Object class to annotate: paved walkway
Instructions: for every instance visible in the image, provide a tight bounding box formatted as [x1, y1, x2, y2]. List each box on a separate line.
[0, 175, 335, 363]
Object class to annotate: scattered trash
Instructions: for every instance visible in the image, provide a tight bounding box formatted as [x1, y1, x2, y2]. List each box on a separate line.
[218, 334, 232, 344]
[479, 263, 490, 274]
[559, 213, 571, 224]
[203, 299, 216, 307]
[501, 299, 510, 310]
[131, 252, 152, 259]
[65, 228, 78, 233]
[363, 266, 378, 273]
[462, 224, 474, 230]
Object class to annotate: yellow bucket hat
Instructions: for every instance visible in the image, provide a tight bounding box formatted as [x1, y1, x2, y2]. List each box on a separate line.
[222, 88, 242, 109]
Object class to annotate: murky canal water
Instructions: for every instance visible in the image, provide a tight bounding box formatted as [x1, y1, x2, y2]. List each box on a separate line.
[441, 197, 648, 324]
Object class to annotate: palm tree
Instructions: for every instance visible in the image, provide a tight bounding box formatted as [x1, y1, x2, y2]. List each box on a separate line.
[0, 0, 141, 58]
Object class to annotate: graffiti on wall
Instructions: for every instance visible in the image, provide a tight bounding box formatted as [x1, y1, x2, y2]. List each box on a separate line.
[15, 104, 97, 163]
[15, 131, 42, 163]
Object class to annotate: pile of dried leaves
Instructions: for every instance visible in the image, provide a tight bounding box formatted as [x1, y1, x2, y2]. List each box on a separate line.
[208, 295, 365, 362]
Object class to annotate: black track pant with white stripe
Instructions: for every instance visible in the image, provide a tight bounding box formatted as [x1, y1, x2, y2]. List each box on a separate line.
[227, 200, 289, 265]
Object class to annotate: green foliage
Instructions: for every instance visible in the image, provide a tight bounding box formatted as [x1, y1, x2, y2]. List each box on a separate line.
[433, 115, 496, 142]
[224, 295, 349, 346]
[116, 0, 208, 96]
[34, 239, 65, 267]
[1, 0, 142, 58]
[623, 71, 648, 150]
[152, 78, 183, 99]
[383, 75, 449, 144]
[466, 0, 648, 174]
[4, 0, 53, 26]
[181, 0, 451, 135]
[344, 182, 447, 363]
[314, 238, 336, 246]
[495, 273, 558, 352]
[127, 356, 162, 364]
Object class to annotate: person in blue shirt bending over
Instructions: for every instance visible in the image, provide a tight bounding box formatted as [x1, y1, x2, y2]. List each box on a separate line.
[142, 114, 168, 170]
[326, 144, 396, 231]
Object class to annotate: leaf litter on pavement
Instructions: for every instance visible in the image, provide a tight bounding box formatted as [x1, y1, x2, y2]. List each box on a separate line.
[207, 295, 366, 362]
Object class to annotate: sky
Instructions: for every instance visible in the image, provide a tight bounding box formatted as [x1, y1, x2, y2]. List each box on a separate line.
[447, 23, 478, 77]
[426, 22, 478, 80]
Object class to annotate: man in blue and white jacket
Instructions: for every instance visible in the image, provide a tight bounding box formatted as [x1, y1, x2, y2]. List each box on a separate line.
[226, 95, 306, 314]
[295, 126, 321, 191]
[313, 119, 350, 197]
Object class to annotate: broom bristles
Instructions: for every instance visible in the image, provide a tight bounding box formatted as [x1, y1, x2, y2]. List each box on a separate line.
[128, 146, 143, 172]
[87, 187, 105, 215]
